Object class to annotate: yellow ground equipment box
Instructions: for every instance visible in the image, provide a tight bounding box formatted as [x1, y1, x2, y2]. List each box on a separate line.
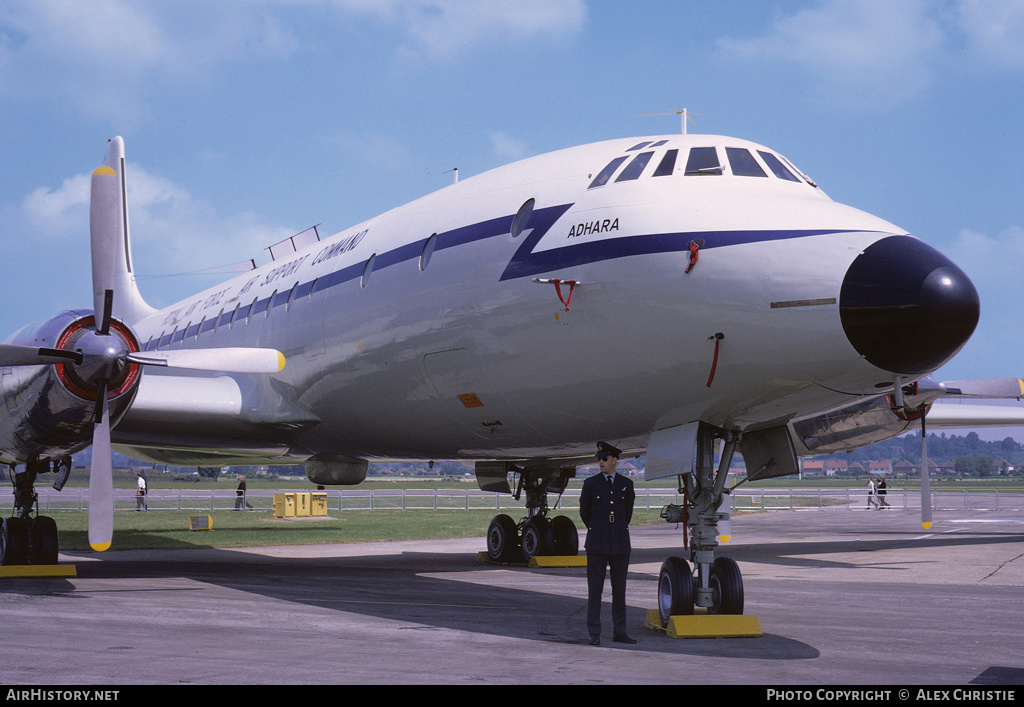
[295, 492, 311, 516]
[189, 515, 213, 531]
[274, 491, 328, 518]
[273, 492, 296, 518]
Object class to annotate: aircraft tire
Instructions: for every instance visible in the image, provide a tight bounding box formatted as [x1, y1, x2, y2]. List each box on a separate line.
[521, 516, 555, 561]
[1, 517, 29, 566]
[658, 556, 694, 626]
[551, 515, 579, 556]
[708, 556, 744, 615]
[31, 516, 59, 565]
[486, 514, 519, 563]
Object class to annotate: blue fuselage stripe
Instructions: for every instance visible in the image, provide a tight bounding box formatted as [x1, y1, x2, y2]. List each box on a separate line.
[146, 203, 867, 350]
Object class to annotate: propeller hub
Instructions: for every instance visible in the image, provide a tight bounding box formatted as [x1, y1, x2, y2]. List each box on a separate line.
[54, 315, 140, 400]
[840, 235, 980, 375]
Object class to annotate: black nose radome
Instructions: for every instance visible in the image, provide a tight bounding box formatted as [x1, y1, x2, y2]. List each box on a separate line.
[840, 235, 979, 375]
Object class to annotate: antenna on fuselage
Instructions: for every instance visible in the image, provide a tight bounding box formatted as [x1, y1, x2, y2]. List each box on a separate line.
[627, 109, 700, 134]
[444, 167, 459, 184]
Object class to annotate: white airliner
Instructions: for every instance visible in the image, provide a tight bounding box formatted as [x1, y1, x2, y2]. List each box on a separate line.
[2, 134, 1022, 623]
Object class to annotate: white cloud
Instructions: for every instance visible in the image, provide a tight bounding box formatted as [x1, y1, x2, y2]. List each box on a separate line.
[0, 0, 300, 122]
[488, 130, 531, 163]
[16, 162, 292, 289]
[330, 0, 587, 61]
[955, 0, 1024, 71]
[716, 0, 1024, 108]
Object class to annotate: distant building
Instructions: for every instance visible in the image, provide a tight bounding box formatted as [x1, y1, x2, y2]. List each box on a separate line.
[868, 460, 892, 476]
[802, 460, 825, 476]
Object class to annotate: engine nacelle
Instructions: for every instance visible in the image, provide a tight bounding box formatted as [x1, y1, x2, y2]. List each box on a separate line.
[788, 380, 941, 457]
[305, 455, 369, 486]
[0, 310, 141, 464]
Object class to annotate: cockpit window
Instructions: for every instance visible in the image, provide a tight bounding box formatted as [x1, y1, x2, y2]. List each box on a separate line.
[685, 147, 722, 175]
[627, 141, 652, 151]
[757, 151, 801, 182]
[615, 151, 655, 182]
[589, 156, 629, 188]
[780, 155, 818, 187]
[653, 149, 678, 177]
[726, 148, 767, 177]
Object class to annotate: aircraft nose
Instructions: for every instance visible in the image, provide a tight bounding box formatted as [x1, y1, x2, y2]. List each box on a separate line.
[839, 235, 979, 375]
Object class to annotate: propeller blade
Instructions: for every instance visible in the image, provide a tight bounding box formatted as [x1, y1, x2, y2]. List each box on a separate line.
[88, 382, 114, 551]
[942, 378, 1024, 399]
[90, 166, 120, 335]
[0, 344, 83, 367]
[920, 406, 932, 530]
[127, 347, 285, 374]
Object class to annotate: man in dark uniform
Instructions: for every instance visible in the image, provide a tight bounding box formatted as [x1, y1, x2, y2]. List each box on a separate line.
[579, 441, 636, 645]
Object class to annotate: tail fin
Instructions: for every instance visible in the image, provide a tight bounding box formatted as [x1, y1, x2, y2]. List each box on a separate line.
[102, 137, 157, 326]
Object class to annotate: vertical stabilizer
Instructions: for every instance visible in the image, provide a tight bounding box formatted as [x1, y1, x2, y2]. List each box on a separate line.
[101, 137, 157, 326]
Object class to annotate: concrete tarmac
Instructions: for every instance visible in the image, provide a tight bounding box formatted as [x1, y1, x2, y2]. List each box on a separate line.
[2, 507, 1023, 686]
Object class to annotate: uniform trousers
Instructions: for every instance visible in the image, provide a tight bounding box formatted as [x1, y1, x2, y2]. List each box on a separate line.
[587, 551, 630, 636]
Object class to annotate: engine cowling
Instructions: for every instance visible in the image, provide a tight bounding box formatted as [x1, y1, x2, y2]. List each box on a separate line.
[0, 310, 141, 464]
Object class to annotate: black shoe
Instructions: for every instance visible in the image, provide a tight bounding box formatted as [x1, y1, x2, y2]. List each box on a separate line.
[589, 635, 601, 646]
[613, 633, 637, 644]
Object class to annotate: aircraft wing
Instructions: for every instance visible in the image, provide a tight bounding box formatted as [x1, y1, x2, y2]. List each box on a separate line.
[110, 372, 319, 466]
[922, 401, 1024, 428]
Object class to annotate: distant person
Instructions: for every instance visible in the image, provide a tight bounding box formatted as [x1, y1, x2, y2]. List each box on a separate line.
[877, 477, 889, 508]
[235, 475, 253, 511]
[579, 441, 636, 646]
[135, 472, 148, 511]
[867, 477, 878, 510]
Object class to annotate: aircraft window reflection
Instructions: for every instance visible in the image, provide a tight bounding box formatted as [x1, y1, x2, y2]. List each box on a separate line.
[616, 151, 654, 182]
[589, 156, 628, 188]
[653, 149, 678, 177]
[758, 151, 801, 182]
[685, 147, 722, 175]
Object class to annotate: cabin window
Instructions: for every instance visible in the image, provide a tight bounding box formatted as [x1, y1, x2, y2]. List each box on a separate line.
[361, 254, 376, 289]
[511, 199, 534, 239]
[758, 151, 801, 181]
[684, 147, 722, 175]
[615, 152, 654, 182]
[588, 156, 628, 188]
[420, 233, 438, 269]
[726, 148, 767, 177]
[286, 282, 299, 311]
[653, 149, 678, 177]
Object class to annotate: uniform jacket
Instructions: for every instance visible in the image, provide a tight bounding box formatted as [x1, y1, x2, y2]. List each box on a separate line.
[579, 472, 635, 555]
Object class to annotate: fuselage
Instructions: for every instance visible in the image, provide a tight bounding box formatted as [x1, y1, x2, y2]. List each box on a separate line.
[9, 133, 978, 467]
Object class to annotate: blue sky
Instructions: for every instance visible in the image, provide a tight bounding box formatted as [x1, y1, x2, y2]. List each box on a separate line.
[2, 0, 1023, 399]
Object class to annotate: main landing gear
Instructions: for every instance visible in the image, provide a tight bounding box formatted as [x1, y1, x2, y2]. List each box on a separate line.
[485, 465, 579, 563]
[656, 424, 744, 625]
[1, 459, 68, 566]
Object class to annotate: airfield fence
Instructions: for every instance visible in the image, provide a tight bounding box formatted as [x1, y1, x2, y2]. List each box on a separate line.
[4, 486, 1024, 515]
